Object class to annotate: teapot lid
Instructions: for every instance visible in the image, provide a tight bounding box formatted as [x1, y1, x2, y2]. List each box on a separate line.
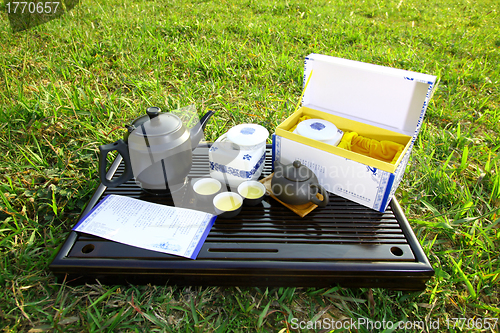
[227, 124, 269, 146]
[283, 160, 313, 181]
[134, 107, 182, 137]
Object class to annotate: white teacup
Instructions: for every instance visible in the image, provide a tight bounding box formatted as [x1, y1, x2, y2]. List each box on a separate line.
[213, 192, 243, 218]
[237, 180, 266, 206]
[193, 178, 222, 203]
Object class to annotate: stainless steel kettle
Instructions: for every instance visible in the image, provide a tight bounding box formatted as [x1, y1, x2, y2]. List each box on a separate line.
[99, 107, 214, 191]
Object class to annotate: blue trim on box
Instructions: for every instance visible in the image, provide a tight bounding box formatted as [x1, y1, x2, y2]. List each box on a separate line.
[302, 55, 314, 105]
[411, 80, 435, 143]
[380, 173, 395, 211]
[272, 134, 276, 170]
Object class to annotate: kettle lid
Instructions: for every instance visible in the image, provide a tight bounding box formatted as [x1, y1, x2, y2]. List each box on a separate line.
[134, 107, 182, 137]
[283, 160, 313, 181]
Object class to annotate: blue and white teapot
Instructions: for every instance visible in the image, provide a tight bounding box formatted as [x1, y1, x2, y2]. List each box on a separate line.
[209, 124, 269, 187]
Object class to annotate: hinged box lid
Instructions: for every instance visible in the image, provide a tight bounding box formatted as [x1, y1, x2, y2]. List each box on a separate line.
[302, 54, 437, 137]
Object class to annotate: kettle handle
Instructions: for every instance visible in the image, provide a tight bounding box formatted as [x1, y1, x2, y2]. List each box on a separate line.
[310, 184, 329, 207]
[99, 139, 134, 187]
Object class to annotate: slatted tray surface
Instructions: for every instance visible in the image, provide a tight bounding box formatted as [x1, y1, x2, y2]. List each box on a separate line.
[50, 145, 433, 290]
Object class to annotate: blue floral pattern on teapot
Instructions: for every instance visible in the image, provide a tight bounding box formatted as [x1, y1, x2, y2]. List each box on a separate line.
[209, 152, 266, 179]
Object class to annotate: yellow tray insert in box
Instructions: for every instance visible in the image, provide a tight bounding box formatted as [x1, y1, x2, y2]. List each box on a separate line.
[290, 115, 404, 165]
[276, 107, 412, 173]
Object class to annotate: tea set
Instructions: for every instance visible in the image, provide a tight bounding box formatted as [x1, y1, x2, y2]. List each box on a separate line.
[99, 106, 337, 217]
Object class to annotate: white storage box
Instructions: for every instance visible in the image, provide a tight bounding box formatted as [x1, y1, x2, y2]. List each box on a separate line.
[273, 54, 437, 212]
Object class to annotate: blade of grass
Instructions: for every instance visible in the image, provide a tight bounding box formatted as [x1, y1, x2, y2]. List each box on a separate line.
[88, 286, 120, 308]
[257, 300, 271, 328]
[449, 256, 477, 298]
[459, 145, 469, 172]
[189, 297, 199, 325]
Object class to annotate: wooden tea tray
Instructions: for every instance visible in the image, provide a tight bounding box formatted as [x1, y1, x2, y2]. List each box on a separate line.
[49, 145, 433, 290]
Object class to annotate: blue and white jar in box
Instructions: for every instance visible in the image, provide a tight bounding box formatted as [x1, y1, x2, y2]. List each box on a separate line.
[209, 124, 269, 187]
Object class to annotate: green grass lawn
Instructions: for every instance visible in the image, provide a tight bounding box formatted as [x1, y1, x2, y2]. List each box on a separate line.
[1, 0, 499, 331]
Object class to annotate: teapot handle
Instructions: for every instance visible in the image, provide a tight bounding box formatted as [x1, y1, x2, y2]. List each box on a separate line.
[310, 184, 329, 207]
[214, 133, 239, 150]
[215, 133, 229, 143]
[99, 139, 134, 187]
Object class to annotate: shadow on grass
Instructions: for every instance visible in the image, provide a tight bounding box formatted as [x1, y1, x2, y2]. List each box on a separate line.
[6, 0, 80, 32]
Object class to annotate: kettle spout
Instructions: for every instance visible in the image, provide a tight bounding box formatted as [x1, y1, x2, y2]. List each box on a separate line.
[190, 110, 215, 150]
